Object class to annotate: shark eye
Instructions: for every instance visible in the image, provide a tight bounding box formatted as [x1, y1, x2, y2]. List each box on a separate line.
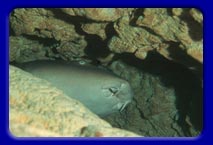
[109, 87, 119, 95]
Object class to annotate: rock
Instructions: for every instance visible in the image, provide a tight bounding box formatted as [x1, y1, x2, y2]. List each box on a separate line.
[135, 8, 203, 64]
[9, 36, 47, 62]
[104, 57, 202, 137]
[10, 8, 87, 61]
[81, 23, 108, 40]
[108, 16, 168, 60]
[189, 8, 203, 24]
[61, 8, 126, 22]
[105, 60, 182, 136]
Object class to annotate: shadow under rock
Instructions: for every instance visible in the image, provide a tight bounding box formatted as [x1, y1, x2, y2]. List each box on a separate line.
[113, 50, 203, 136]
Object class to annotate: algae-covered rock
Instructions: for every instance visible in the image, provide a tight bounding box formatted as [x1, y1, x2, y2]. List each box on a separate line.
[9, 36, 47, 62]
[10, 8, 87, 61]
[108, 16, 168, 59]
[61, 8, 127, 22]
[135, 8, 203, 63]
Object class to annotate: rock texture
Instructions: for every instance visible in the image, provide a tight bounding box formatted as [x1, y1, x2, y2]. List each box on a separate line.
[9, 8, 203, 137]
[135, 9, 203, 64]
[61, 8, 127, 22]
[108, 16, 168, 59]
[10, 8, 203, 68]
[104, 58, 202, 136]
[9, 65, 140, 137]
[10, 8, 87, 62]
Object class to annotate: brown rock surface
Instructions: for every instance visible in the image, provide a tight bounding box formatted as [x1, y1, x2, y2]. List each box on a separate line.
[61, 8, 126, 22]
[135, 8, 203, 64]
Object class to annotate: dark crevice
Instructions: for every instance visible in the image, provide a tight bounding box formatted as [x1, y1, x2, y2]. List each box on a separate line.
[166, 41, 203, 79]
[21, 34, 59, 47]
[179, 9, 203, 41]
[9, 11, 17, 36]
[49, 8, 112, 60]
[166, 8, 174, 17]
[113, 51, 203, 136]
[105, 22, 118, 41]
[9, 24, 15, 36]
[129, 8, 145, 26]
[84, 35, 111, 59]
